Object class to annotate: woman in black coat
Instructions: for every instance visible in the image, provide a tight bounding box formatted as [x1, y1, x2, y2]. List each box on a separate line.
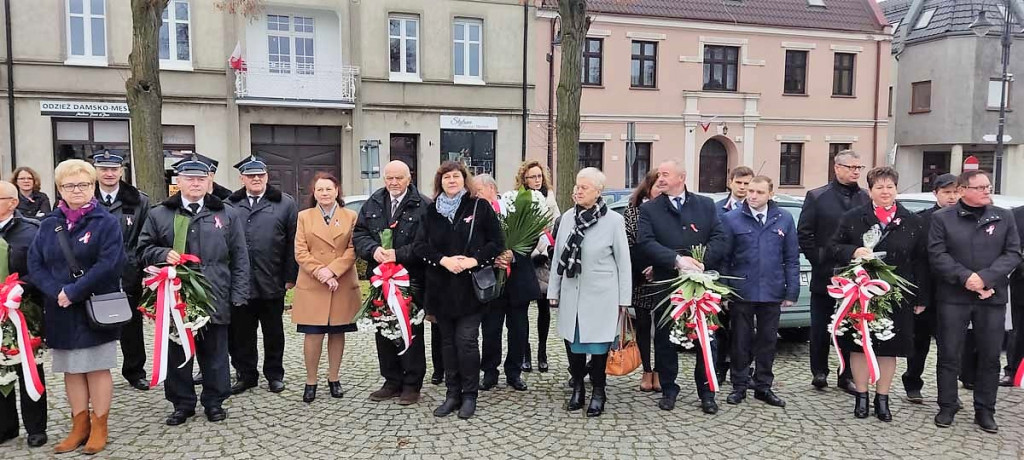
[11, 167, 51, 219]
[414, 161, 504, 419]
[829, 166, 930, 423]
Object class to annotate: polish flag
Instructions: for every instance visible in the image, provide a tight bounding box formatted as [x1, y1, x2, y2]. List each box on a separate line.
[229, 42, 246, 71]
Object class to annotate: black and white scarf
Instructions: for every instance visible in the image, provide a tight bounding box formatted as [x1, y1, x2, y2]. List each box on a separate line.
[557, 197, 607, 278]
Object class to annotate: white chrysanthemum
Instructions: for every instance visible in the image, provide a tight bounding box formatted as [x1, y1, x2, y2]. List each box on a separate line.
[412, 309, 425, 324]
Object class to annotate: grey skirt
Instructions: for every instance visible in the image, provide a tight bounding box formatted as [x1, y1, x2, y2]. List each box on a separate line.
[51, 341, 118, 374]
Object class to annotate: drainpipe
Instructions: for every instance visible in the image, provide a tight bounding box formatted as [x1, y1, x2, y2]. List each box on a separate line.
[546, 18, 556, 172]
[873, 39, 881, 167]
[4, 0, 15, 169]
[521, 1, 528, 162]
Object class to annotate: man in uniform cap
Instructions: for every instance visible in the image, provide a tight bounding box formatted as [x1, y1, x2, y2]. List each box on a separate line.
[91, 150, 152, 391]
[226, 155, 297, 395]
[138, 154, 250, 426]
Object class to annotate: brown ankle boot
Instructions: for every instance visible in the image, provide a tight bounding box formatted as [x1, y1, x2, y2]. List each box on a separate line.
[53, 411, 90, 454]
[82, 412, 108, 455]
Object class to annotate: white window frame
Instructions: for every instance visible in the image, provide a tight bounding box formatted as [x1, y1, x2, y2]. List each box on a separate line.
[389, 15, 422, 83]
[914, 9, 936, 30]
[160, 0, 193, 71]
[266, 13, 316, 76]
[453, 18, 484, 85]
[65, 0, 107, 66]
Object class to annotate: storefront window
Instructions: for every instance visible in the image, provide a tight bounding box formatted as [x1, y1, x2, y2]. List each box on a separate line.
[53, 119, 132, 184]
[440, 129, 495, 177]
[163, 125, 197, 195]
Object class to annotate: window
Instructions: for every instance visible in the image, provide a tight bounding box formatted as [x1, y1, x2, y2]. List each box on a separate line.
[582, 38, 603, 86]
[988, 79, 1012, 109]
[807, 0, 825, 6]
[578, 143, 604, 170]
[703, 45, 739, 92]
[160, 0, 191, 68]
[54, 119, 131, 191]
[628, 142, 652, 187]
[888, 86, 894, 116]
[630, 41, 657, 88]
[389, 15, 420, 81]
[914, 9, 936, 30]
[779, 143, 803, 186]
[911, 81, 931, 113]
[453, 19, 483, 83]
[832, 53, 855, 96]
[163, 125, 197, 193]
[784, 50, 808, 94]
[827, 143, 852, 183]
[441, 130, 495, 176]
[66, 0, 106, 63]
[267, 14, 315, 75]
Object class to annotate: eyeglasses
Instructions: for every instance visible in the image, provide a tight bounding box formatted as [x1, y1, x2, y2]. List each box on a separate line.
[836, 164, 866, 171]
[524, 174, 544, 180]
[963, 185, 993, 192]
[59, 182, 93, 192]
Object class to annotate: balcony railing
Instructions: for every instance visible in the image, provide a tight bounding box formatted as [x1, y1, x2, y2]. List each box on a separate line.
[234, 60, 359, 107]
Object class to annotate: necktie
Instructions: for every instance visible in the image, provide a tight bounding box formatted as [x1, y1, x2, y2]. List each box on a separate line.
[391, 198, 400, 218]
[673, 197, 683, 213]
[756, 213, 765, 226]
[323, 214, 331, 225]
[250, 196, 259, 207]
[104, 195, 113, 207]
[188, 203, 200, 215]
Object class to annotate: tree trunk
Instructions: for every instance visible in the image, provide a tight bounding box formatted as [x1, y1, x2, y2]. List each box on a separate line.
[554, 0, 589, 211]
[126, 0, 169, 201]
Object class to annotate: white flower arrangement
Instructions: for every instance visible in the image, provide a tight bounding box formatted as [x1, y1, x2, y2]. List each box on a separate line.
[829, 311, 897, 344]
[169, 316, 212, 345]
[499, 189, 551, 218]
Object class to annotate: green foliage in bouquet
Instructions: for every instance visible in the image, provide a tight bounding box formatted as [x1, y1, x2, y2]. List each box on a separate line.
[500, 188, 554, 256]
[650, 245, 738, 328]
[837, 257, 916, 317]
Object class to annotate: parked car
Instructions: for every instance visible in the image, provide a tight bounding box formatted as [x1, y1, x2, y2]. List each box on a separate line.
[897, 192, 1024, 211]
[344, 194, 369, 212]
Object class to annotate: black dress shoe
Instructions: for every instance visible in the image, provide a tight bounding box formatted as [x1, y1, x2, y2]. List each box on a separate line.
[974, 411, 998, 433]
[934, 408, 957, 428]
[567, 381, 586, 411]
[854, 392, 869, 419]
[430, 372, 444, 386]
[457, 395, 477, 419]
[538, 362, 549, 373]
[193, 371, 203, 386]
[962, 381, 975, 390]
[700, 396, 719, 415]
[434, 393, 462, 417]
[205, 407, 227, 422]
[166, 409, 196, 426]
[754, 390, 786, 408]
[268, 380, 285, 393]
[538, 348, 549, 373]
[26, 433, 47, 447]
[328, 381, 343, 398]
[521, 361, 533, 373]
[586, 386, 606, 417]
[837, 379, 857, 396]
[874, 394, 892, 422]
[129, 378, 150, 391]
[231, 379, 257, 395]
[999, 374, 1013, 387]
[303, 384, 317, 403]
[811, 373, 828, 389]
[726, 390, 746, 405]
[507, 378, 528, 391]
[658, 394, 677, 411]
[480, 373, 498, 391]
[905, 389, 924, 404]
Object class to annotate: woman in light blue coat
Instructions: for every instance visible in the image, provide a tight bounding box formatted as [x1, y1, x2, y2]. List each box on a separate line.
[548, 168, 632, 417]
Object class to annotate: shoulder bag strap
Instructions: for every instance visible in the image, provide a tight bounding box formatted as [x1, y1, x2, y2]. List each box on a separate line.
[463, 198, 479, 254]
[54, 225, 85, 279]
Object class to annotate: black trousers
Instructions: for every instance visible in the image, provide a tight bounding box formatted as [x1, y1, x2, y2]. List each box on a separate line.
[730, 301, 781, 392]
[936, 302, 1004, 413]
[430, 323, 444, 377]
[635, 308, 654, 373]
[437, 313, 482, 396]
[0, 363, 46, 437]
[228, 297, 285, 383]
[960, 329, 978, 385]
[481, 301, 528, 381]
[654, 306, 718, 399]
[566, 342, 607, 387]
[120, 289, 147, 383]
[165, 323, 230, 412]
[810, 292, 851, 382]
[374, 323, 426, 391]
[902, 307, 936, 392]
[527, 298, 552, 362]
[716, 309, 733, 378]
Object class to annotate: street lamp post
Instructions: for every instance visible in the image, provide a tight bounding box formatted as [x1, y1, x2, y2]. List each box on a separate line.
[970, 2, 1014, 193]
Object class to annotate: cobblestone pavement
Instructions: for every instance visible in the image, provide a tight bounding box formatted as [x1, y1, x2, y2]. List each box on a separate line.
[1, 309, 1022, 459]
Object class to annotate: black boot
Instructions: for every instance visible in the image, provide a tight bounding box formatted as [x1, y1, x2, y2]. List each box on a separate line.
[874, 394, 892, 422]
[567, 380, 586, 411]
[433, 392, 462, 417]
[522, 344, 533, 372]
[586, 386, 606, 417]
[854, 392, 869, 419]
[457, 394, 477, 419]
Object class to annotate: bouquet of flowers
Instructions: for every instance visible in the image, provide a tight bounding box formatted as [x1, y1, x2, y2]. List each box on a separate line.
[652, 245, 736, 392]
[827, 224, 915, 384]
[494, 188, 555, 290]
[356, 228, 424, 354]
[0, 274, 46, 400]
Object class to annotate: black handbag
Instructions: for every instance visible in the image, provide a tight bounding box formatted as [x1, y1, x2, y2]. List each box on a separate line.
[464, 199, 501, 303]
[54, 225, 132, 330]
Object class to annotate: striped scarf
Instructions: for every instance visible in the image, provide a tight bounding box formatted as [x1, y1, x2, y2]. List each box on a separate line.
[557, 197, 607, 278]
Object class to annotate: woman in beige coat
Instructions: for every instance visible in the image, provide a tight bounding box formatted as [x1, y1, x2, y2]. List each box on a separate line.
[293, 172, 361, 403]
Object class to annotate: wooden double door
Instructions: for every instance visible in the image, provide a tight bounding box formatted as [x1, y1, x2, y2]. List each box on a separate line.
[251, 125, 341, 208]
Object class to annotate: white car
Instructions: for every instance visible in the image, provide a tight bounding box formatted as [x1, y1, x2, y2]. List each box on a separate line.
[897, 193, 1024, 211]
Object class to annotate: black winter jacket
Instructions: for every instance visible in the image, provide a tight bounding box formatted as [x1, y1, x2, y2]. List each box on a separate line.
[227, 186, 298, 299]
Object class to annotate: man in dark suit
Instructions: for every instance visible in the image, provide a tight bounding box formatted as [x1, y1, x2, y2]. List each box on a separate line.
[902, 173, 958, 403]
[930, 170, 1020, 433]
[92, 150, 151, 391]
[226, 156, 298, 395]
[637, 159, 726, 414]
[714, 165, 753, 383]
[797, 149, 869, 393]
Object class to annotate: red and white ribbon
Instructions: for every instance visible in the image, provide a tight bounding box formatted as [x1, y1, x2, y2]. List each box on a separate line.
[144, 256, 201, 387]
[827, 265, 890, 384]
[0, 274, 44, 401]
[370, 262, 414, 355]
[669, 290, 723, 392]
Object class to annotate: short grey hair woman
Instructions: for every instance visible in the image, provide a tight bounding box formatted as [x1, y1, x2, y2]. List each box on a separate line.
[548, 168, 632, 417]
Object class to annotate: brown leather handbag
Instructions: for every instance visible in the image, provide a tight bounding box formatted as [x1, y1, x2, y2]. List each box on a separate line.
[606, 310, 642, 376]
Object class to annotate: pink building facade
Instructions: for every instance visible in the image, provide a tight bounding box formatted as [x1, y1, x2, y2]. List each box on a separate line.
[529, 1, 892, 194]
